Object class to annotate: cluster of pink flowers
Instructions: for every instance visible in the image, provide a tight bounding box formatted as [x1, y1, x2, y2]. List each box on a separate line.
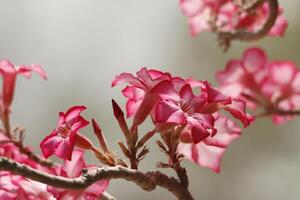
[179, 0, 287, 37]
[217, 47, 300, 124]
[0, 61, 109, 200]
[113, 67, 253, 172]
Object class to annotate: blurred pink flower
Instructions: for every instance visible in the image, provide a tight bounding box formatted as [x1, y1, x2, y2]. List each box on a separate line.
[0, 60, 46, 120]
[40, 106, 91, 160]
[48, 150, 109, 200]
[179, 0, 287, 37]
[112, 68, 175, 126]
[216, 47, 300, 124]
[155, 84, 216, 143]
[0, 172, 52, 200]
[178, 114, 241, 172]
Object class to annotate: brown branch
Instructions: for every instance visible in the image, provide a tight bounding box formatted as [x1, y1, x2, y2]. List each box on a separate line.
[0, 157, 194, 200]
[218, 0, 279, 50]
[260, 109, 300, 116]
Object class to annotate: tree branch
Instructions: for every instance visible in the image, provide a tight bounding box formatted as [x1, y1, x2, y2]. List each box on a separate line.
[0, 157, 194, 200]
[260, 109, 300, 116]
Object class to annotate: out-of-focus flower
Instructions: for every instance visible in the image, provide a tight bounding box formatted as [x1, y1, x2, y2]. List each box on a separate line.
[179, 0, 287, 37]
[0, 172, 53, 200]
[40, 106, 91, 160]
[178, 114, 241, 172]
[48, 150, 109, 200]
[0, 60, 46, 121]
[216, 47, 300, 124]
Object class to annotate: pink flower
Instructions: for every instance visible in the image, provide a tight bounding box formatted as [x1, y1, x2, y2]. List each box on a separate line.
[112, 68, 174, 126]
[0, 172, 19, 200]
[0, 60, 47, 119]
[0, 172, 52, 200]
[216, 47, 300, 124]
[155, 84, 216, 143]
[13, 179, 52, 200]
[236, 4, 287, 37]
[40, 106, 91, 160]
[48, 150, 109, 200]
[114, 68, 252, 144]
[178, 114, 241, 172]
[179, 0, 287, 37]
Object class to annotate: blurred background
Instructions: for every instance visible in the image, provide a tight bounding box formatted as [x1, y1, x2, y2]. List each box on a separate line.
[0, 0, 299, 199]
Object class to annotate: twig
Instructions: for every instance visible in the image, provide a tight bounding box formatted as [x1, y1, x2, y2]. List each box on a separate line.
[0, 157, 194, 200]
[259, 109, 300, 117]
[12, 140, 54, 167]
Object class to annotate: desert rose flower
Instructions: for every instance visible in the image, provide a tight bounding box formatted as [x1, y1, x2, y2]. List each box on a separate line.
[114, 67, 253, 144]
[40, 106, 92, 160]
[0, 60, 46, 127]
[112, 68, 175, 126]
[216, 47, 300, 124]
[179, 0, 287, 37]
[0, 172, 52, 200]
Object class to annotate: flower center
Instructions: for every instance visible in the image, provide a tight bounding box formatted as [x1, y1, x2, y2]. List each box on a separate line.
[180, 101, 192, 114]
[57, 125, 71, 138]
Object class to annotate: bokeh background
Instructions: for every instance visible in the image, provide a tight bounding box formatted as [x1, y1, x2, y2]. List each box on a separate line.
[0, 0, 300, 199]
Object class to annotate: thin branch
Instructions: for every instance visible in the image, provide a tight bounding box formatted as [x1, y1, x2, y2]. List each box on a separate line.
[259, 109, 300, 117]
[218, 0, 279, 50]
[0, 157, 194, 200]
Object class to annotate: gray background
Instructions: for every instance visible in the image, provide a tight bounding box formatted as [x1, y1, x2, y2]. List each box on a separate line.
[0, 0, 300, 199]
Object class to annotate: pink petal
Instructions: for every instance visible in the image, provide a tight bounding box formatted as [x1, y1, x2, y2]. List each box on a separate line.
[122, 86, 144, 100]
[242, 48, 267, 73]
[40, 131, 61, 158]
[111, 72, 142, 88]
[178, 142, 224, 173]
[179, 0, 204, 17]
[224, 98, 255, 127]
[65, 105, 87, 124]
[84, 180, 109, 198]
[150, 80, 180, 101]
[189, 12, 211, 36]
[292, 71, 300, 92]
[155, 100, 181, 123]
[133, 93, 158, 126]
[57, 112, 66, 127]
[70, 116, 89, 133]
[202, 81, 231, 104]
[0, 60, 15, 74]
[126, 100, 142, 118]
[180, 84, 193, 103]
[216, 60, 244, 84]
[269, 61, 297, 85]
[191, 126, 210, 143]
[31, 65, 47, 80]
[269, 15, 288, 37]
[204, 115, 241, 147]
[63, 150, 86, 178]
[54, 133, 76, 160]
